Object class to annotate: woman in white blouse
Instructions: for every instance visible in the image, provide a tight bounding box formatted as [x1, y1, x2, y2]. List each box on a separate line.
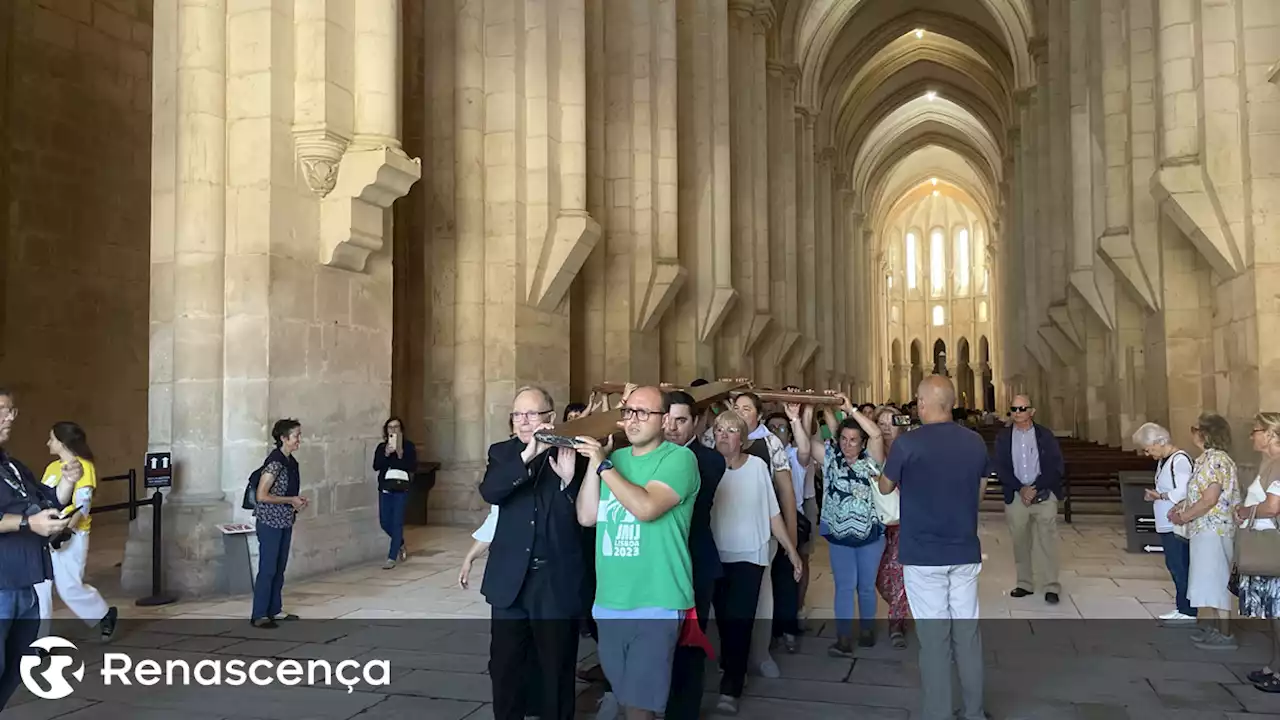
[1132, 422, 1196, 624]
[710, 411, 802, 716]
[1234, 412, 1280, 691]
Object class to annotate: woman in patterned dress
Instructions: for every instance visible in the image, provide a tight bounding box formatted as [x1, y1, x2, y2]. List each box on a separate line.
[810, 395, 886, 654]
[1234, 412, 1280, 691]
[250, 418, 308, 628]
[873, 405, 910, 647]
[1168, 412, 1238, 650]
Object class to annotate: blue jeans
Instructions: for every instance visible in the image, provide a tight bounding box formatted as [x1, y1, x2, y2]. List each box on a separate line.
[0, 586, 40, 711]
[252, 525, 293, 621]
[828, 535, 886, 638]
[1160, 532, 1196, 617]
[379, 490, 407, 560]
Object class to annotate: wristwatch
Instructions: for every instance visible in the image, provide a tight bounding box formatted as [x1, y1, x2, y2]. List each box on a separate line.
[18, 513, 29, 532]
[596, 459, 614, 475]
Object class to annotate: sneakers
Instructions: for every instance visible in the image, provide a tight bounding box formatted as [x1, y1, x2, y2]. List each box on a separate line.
[715, 695, 739, 715]
[757, 657, 780, 679]
[383, 558, 397, 570]
[858, 629, 876, 648]
[1193, 627, 1238, 651]
[596, 691, 620, 720]
[1159, 610, 1198, 626]
[828, 638, 855, 658]
[398, 545, 408, 562]
[99, 606, 118, 641]
[782, 633, 798, 654]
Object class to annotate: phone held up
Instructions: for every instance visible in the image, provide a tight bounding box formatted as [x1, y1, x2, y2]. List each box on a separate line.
[534, 432, 581, 449]
[892, 414, 912, 427]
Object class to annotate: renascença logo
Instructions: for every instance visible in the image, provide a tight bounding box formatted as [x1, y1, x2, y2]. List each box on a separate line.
[20, 635, 391, 698]
[20, 636, 85, 700]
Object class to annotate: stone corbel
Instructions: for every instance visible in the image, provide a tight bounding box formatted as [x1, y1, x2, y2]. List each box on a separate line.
[636, 260, 688, 333]
[744, 313, 774, 356]
[1269, 59, 1279, 84]
[796, 337, 819, 371]
[1068, 269, 1114, 330]
[699, 287, 738, 343]
[1151, 162, 1242, 279]
[1025, 334, 1053, 370]
[319, 146, 422, 272]
[1038, 324, 1079, 365]
[776, 330, 802, 367]
[530, 211, 602, 312]
[295, 129, 350, 198]
[1047, 303, 1082, 351]
[1097, 227, 1157, 311]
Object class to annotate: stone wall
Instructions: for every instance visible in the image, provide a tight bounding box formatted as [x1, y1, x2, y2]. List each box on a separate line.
[0, 0, 151, 508]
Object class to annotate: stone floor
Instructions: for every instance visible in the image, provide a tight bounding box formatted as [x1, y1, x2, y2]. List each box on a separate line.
[8, 515, 1280, 719]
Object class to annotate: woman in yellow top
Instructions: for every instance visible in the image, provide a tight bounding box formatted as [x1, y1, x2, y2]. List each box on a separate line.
[35, 422, 117, 640]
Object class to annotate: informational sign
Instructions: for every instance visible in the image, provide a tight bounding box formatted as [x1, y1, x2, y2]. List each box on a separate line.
[143, 452, 172, 489]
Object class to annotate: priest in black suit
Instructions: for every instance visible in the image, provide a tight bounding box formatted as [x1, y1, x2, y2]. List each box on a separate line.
[480, 386, 586, 720]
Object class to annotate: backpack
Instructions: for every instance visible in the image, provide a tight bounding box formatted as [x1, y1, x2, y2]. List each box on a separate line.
[241, 465, 265, 510]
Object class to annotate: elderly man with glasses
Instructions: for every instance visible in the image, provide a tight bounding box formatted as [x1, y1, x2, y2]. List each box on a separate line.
[479, 386, 587, 720]
[992, 394, 1064, 604]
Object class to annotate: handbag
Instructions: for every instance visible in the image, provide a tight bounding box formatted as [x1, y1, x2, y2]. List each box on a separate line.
[871, 477, 900, 525]
[1234, 504, 1280, 577]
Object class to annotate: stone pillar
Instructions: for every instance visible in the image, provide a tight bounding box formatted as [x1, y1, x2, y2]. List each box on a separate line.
[815, 147, 835, 390]
[795, 107, 819, 387]
[766, 60, 801, 385]
[671, 0, 734, 381]
[133, 0, 231, 595]
[833, 181, 851, 387]
[721, 0, 759, 377]
[750, 2, 774, 377]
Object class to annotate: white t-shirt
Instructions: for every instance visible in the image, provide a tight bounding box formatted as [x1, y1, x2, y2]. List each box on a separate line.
[1153, 450, 1193, 534]
[785, 446, 808, 507]
[1242, 475, 1280, 530]
[711, 455, 779, 566]
[472, 504, 500, 542]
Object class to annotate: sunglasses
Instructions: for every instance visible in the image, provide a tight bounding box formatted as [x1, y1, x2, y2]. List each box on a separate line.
[1010, 406, 1031, 413]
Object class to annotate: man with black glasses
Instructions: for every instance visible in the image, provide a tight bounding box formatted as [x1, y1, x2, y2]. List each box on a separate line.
[0, 389, 79, 710]
[480, 386, 586, 720]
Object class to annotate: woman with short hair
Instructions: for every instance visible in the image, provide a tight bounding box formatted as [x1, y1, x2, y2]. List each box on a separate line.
[1132, 422, 1196, 624]
[1168, 413, 1239, 650]
[251, 418, 308, 628]
[710, 410, 802, 715]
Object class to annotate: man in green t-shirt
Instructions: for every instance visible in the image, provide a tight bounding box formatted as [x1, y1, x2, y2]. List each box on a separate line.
[574, 386, 699, 720]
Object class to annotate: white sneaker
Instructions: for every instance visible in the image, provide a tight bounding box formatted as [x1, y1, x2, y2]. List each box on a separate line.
[1159, 611, 1196, 625]
[596, 691, 620, 720]
[757, 657, 781, 679]
[716, 695, 739, 715]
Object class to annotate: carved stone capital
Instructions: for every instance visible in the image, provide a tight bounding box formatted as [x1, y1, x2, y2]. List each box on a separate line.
[753, 0, 776, 29]
[295, 128, 350, 198]
[1028, 35, 1048, 64]
[767, 60, 789, 77]
[794, 105, 817, 124]
[320, 146, 422, 272]
[818, 146, 837, 164]
[728, 0, 755, 18]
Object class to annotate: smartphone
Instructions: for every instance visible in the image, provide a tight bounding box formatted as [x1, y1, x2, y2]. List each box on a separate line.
[58, 505, 76, 519]
[892, 415, 912, 427]
[388, 432, 399, 452]
[535, 432, 581, 448]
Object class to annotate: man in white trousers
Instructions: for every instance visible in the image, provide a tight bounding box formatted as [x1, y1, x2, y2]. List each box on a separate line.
[879, 376, 988, 720]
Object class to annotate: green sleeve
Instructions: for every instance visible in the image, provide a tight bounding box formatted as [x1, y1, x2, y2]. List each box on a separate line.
[659, 448, 700, 501]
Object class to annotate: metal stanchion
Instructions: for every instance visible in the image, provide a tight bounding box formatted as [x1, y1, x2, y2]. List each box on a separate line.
[135, 489, 176, 607]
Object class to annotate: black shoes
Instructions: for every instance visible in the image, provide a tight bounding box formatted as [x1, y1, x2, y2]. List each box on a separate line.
[1010, 588, 1032, 598]
[100, 606, 118, 641]
[857, 629, 876, 648]
[1012, 587, 1060, 604]
[1045, 592, 1060, 604]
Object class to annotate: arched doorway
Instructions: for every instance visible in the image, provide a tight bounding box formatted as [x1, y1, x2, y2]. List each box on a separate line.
[932, 338, 948, 377]
[910, 339, 924, 395]
[979, 336, 995, 411]
[956, 337, 974, 409]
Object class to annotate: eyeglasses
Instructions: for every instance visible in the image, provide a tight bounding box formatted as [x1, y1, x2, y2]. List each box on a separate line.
[510, 410, 553, 422]
[621, 407, 663, 422]
[714, 426, 742, 436]
[1010, 406, 1030, 413]
[767, 424, 789, 434]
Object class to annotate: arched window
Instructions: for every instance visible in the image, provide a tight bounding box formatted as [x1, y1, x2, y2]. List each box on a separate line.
[954, 228, 970, 295]
[975, 225, 988, 294]
[978, 301, 988, 322]
[930, 228, 945, 297]
[905, 232, 918, 290]
[932, 305, 945, 326]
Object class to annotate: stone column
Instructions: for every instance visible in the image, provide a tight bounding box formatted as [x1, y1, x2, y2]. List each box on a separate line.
[672, 0, 735, 381]
[133, 0, 231, 595]
[766, 60, 800, 384]
[721, 0, 758, 377]
[815, 147, 836, 389]
[833, 181, 851, 387]
[750, 2, 774, 377]
[795, 107, 818, 387]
